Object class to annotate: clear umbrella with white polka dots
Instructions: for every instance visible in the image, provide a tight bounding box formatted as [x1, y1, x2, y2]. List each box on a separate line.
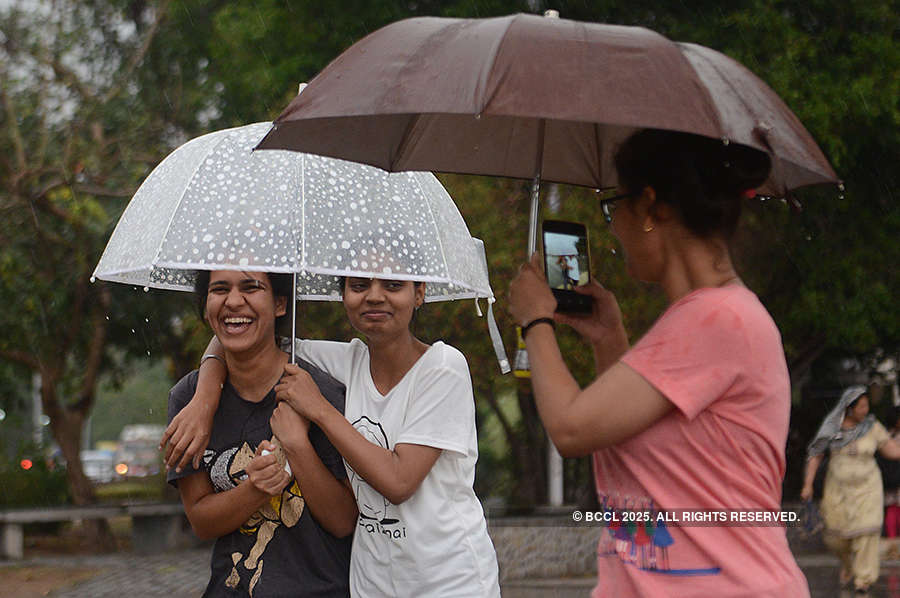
[92, 122, 508, 371]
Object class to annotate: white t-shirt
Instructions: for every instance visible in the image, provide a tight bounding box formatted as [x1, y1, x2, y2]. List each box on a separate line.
[295, 338, 501, 598]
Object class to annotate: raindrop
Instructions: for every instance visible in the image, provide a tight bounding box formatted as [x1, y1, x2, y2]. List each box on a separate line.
[131, 329, 136, 334]
[0, 408, 5, 421]
[721, 137, 730, 145]
[143, 286, 149, 292]
[90, 276, 96, 283]
[805, 235, 812, 241]
[40, 414, 50, 426]
[610, 248, 617, 255]
[105, 316, 110, 320]
[144, 318, 149, 323]
[474, 114, 482, 120]
[146, 351, 151, 356]
[838, 183, 845, 192]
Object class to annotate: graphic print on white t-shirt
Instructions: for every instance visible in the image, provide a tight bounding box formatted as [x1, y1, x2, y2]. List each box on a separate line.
[350, 415, 404, 535]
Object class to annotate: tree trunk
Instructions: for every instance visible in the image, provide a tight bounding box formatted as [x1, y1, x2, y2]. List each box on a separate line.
[512, 380, 548, 507]
[44, 380, 118, 551]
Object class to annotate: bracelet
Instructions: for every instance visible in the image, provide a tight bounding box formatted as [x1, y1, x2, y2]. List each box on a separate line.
[200, 353, 226, 367]
[521, 317, 556, 339]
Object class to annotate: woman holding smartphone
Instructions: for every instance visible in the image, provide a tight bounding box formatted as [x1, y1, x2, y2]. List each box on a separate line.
[163, 275, 500, 598]
[508, 129, 810, 597]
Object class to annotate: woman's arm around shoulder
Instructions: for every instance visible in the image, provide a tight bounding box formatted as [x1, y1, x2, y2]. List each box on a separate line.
[161, 337, 226, 472]
[271, 402, 358, 537]
[291, 337, 359, 385]
[276, 364, 441, 505]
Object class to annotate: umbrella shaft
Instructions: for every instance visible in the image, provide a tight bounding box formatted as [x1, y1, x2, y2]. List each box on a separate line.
[291, 272, 297, 364]
[527, 173, 541, 256]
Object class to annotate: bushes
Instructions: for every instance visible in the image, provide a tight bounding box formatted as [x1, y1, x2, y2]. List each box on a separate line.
[0, 448, 70, 509]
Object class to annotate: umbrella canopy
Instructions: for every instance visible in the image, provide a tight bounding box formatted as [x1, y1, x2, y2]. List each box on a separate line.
[93, 122, 494, 303]
[257, 13, 838, 197]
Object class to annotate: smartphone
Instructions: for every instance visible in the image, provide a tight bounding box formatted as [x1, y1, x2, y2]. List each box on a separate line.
[542, 220, 592, 313]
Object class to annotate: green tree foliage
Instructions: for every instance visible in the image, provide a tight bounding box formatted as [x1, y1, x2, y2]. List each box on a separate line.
[0, 1, 218, 543]
[179, 0, 530, 125]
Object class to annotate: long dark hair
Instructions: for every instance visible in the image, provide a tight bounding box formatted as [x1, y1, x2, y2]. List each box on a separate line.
[194, 270, 293, 334]
[614, 129, 772, 239]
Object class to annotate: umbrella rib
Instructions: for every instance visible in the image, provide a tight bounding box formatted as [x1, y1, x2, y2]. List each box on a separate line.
[681, 44, 789, 193]
[685, 44, 760, 138]
[413, 173, 452, 282]
[392, 115, 422, 171]
[675, 44, 725, 139]
[149, 130, 227, 277]
[298, 153, 306, 271]
[478, 14, 519, 115]
[390, 16, 517, 168]
[685, 45, 837, 189]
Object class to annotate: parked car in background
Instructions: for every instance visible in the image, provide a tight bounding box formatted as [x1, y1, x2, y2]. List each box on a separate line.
[80, 449, 115, 484]
[114, 424, 165, 478]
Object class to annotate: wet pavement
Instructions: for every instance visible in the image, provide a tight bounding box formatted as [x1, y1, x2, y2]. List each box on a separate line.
[4, 548, 900, 597]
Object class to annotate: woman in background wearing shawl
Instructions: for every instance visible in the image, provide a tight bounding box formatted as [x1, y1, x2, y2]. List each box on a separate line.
[802, 385, 900, 594]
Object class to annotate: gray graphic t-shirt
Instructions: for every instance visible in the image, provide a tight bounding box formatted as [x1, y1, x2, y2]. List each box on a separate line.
[167, 356, 351, 597]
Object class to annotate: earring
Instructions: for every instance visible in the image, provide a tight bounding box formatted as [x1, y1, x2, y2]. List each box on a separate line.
[643, 222, 654, 233]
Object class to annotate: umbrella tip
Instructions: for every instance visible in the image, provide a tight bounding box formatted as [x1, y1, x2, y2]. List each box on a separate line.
[543, 9, 559, 18]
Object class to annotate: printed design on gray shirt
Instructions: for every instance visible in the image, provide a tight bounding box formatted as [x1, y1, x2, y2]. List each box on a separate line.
[204, 438, 305, 595]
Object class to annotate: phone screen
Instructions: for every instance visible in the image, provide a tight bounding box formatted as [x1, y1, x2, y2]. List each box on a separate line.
[543, 231, 589, 291]
[542, 220, 591, 313]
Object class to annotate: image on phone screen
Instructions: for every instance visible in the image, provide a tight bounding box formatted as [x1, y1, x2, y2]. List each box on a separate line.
[544, 231, 589, 291]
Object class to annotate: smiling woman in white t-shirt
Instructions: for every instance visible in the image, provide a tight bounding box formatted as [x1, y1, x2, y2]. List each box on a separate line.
[164, 276, 500, 598]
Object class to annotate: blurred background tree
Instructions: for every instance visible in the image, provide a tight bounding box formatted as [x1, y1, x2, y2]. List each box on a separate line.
[0, 0, 218, 548]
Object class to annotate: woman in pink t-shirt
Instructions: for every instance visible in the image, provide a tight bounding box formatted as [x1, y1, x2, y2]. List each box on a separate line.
[509, 129, 810, 597]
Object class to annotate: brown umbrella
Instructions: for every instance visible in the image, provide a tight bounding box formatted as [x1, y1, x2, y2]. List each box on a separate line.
[257, 12, 840, 505]
[258, 13, 839, 201]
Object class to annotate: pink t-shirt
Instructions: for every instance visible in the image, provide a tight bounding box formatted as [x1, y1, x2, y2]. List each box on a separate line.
[592, 286, 810, 598]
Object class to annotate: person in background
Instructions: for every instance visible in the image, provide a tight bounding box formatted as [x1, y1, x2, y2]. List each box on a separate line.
[508, 129, 810, 597]
[166, 269, 356, 597]
[803, 386, 900, 594]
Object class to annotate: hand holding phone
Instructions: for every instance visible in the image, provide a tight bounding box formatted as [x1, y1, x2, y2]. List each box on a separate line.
[541, 220, 592, 313]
